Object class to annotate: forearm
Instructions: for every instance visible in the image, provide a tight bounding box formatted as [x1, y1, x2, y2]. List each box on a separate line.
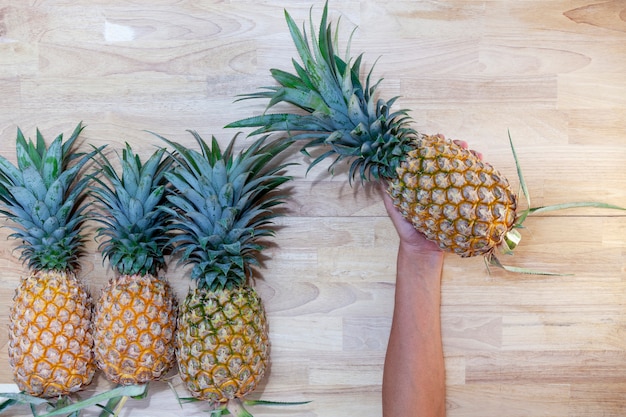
[382, 243, 446, 417]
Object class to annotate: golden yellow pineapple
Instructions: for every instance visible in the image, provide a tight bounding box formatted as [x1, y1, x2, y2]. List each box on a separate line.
[157, 131, 291, 413]
[0, 123, 97, 397]
[91, 144, 177, 385]
[226, 4, 519, 260]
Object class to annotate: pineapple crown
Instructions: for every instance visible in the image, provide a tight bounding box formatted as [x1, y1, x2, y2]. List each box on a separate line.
[0, 122, 100, 273]
[91, 144, 174, 276]
[226, 2, 415, 182]
[155, 131, 293, 291]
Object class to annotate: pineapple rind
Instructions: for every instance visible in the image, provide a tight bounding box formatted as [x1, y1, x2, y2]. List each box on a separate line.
[176, 286, 269, 402]
[93, 273, 177, 385]
[9, 270, 95, 397]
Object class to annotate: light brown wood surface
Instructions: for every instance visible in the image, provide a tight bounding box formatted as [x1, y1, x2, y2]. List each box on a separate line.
[0, 1, 625, 416]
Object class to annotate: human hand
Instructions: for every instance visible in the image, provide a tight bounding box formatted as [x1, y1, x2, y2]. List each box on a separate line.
[381, 184, 442, 253]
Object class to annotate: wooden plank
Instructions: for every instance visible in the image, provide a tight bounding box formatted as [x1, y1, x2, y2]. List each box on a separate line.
[0, 0, 625, 416]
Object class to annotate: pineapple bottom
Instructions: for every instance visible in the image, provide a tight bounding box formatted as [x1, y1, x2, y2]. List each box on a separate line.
[176, 285, 269, 402]
[8, 270, 96, 397]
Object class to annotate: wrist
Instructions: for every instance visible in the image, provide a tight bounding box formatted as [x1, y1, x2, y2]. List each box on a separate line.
[397, 241, 444, 281]
[398, 241, 444, 261]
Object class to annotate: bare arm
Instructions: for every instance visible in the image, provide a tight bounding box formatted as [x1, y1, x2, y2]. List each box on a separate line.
[381, 186, 446, 417]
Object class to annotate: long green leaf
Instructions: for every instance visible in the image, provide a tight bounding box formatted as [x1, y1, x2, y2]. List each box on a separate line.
[508, 130, 532, 227]
[42, 135, 63, 187]
[38, 384, 147, 417]
[529, 201, 626, 215]
[243, 399, 312, 407]
[0, 392, 49, 407]
[0, 398, 18, 412]
[487, 254, 572, 276]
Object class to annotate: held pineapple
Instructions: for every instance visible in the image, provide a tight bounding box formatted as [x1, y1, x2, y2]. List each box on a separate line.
[226, 3, 519, 260]
[0, 123, 97, 397]
[91, 144, 178, 385]
[227, 4, 625, 273]
[156, 131, 291, 412]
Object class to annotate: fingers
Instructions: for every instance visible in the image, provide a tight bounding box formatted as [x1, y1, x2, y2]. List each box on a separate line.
[470, 149, 483, 160]
[452, 139, 468, 149]
[453, 138, 483, 161]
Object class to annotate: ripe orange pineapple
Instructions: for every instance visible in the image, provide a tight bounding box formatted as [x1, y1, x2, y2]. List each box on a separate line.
[157, 131, 291, 414]
[0, 123, 97, 397]
[91, 144, 177, 385]
[227, 4, 519, 261]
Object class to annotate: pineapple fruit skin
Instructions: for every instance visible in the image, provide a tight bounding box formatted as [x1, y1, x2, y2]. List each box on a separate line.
[388, 134, 517, 257]
[8, 270, 95, 397]
[176, 285, 269, 402]
[93, 273, 177, 385]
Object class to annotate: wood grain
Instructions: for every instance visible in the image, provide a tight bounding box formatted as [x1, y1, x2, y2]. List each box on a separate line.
[0, 0, 625, 416]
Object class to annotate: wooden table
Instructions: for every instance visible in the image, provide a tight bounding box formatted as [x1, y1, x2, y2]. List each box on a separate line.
[0, 1, 624, 416]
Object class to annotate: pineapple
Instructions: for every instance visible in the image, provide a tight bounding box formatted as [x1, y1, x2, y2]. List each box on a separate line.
[0, 123, 97, 397]
[226, 4, 519, 259]
[91, 144, 178, 385]
[156, 131, 291, 411]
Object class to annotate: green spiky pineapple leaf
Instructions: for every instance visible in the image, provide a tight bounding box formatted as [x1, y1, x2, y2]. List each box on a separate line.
[0, 122, 101, 273]
[151, 131, 293, 291]
[91, 144, 173, 276]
